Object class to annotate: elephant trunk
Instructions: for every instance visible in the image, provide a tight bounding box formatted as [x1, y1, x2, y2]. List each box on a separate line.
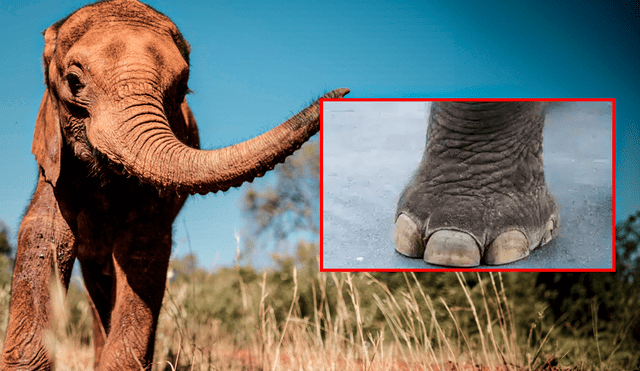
[86, 88, 349, 194]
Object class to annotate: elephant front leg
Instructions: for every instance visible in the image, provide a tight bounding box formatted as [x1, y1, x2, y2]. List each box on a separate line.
[96, 229, 172, 370]
[79, 259, 113, 369]
[394, 102, 559, 267]
[0, 176, 76, 370]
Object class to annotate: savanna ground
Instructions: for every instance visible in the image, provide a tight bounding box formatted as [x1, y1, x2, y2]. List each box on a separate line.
[0, 240, 638, 371]
[0, 142, 638, 370]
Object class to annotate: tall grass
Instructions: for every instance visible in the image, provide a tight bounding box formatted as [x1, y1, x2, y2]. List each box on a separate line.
[0, 265, 634, 370]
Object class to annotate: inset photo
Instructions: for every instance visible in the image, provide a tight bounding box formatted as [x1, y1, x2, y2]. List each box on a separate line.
[321, 100, 614, 271]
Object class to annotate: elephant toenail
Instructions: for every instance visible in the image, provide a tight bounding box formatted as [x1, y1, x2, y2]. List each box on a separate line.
[541, 219, 554, 245]
[541, 213, 559, 246]
[424, 230, 481, 267]
[394, 214, 424, 257]
[484, 230, 529, 265]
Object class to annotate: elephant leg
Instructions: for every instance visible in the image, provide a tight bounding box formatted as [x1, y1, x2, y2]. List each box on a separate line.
[96, 226, 171, 370]
[0, 175, 76, 370]
[394, 102, 559, 266]
[79, 260, 113, 368]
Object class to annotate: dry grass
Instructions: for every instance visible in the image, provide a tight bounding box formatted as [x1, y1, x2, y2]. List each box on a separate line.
[0, 268, 604, 371]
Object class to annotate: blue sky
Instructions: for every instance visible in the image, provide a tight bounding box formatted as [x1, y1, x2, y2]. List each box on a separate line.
[1, 0, 637, 268]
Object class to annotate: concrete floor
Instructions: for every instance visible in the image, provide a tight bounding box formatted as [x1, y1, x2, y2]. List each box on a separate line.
[322, 101, 613, 270]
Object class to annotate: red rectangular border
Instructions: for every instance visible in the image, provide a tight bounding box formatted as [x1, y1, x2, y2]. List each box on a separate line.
[319, 98, 616, 273]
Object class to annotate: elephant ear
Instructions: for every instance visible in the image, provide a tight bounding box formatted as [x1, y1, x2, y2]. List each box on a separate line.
[32, 24, 63, 186]
[42, 24, 60, 85]
[32, 90, 62, 187]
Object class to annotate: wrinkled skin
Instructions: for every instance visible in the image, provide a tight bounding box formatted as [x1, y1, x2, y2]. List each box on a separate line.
[394, 102, 559, 267]
[0, 1, 348, 369]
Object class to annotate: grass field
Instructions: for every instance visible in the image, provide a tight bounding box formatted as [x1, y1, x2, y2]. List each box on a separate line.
[0, 252, 636, 371]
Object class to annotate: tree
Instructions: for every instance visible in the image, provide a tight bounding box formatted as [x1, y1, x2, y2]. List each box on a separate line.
[615, 210, 640, 285]
[241, 140, 320, 258]
[536, 211, 640, 346]
[0, 220, 14, 286]
[0, 220, 12, 257]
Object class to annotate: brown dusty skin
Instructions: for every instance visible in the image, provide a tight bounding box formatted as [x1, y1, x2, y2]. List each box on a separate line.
[0, 0, 348, 369]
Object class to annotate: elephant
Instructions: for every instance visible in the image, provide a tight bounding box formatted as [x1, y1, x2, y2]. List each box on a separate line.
[394, 102, 559, 267]
[0, 0, 348, 369]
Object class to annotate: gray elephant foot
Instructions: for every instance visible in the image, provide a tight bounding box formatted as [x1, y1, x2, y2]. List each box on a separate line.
[394, 102, 559, 267]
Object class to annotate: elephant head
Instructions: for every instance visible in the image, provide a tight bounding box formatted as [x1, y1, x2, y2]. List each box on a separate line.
[34, 0, 348, 194]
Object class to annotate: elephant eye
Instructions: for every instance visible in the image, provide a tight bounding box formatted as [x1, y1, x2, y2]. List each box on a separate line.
[66, 73, 85, 96]
[176, 81, 190, 103]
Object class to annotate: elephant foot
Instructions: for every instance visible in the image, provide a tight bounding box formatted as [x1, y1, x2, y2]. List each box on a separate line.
[394, 101, 559, 267]
[395, 213, 559, 266]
